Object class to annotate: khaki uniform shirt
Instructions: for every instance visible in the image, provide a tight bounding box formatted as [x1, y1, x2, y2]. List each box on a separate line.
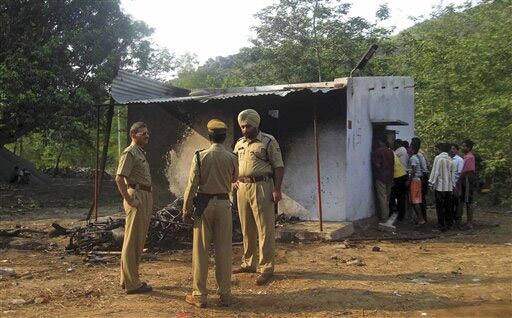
[234, 131, 284, 178]
[116, 143, 152, 186]
[183, 144, 239, 213]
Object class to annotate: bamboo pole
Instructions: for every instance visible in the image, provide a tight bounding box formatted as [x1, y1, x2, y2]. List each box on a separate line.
[313, 106, 323, 232]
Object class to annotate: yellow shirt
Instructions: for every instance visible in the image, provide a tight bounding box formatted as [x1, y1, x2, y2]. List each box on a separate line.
[393, 153, 407, 178]
[116, 143, 152, 186]
[183, 143, 239, 213]
[233, 131, 284, 177]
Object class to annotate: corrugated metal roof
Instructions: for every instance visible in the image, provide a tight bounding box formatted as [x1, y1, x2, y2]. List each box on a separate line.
[110, 70, 346, 105]
[110, 70, 189, 103]
[120, 88, 338, 105]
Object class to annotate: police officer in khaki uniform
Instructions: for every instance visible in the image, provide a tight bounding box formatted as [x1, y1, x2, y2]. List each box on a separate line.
[182, 119, 239, 308]
[115, 122, 153, 294]
[233, 109, 284, 285]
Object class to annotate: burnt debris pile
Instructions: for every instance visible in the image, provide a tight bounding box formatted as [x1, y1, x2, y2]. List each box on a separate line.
[50, 198, 244, 253]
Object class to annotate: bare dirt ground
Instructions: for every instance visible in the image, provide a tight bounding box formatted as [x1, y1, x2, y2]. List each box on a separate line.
[1, 180, 511, 317]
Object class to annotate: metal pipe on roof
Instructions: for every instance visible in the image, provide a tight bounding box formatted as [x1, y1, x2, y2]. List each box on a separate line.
[313, 105, 323, 232]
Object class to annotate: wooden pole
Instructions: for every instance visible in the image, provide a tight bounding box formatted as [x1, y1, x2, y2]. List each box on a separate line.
[94, 105, 100, 222]
[313, 106, 323, 232]
[87, 102, 115, 221]
[117, 107, 121, 157]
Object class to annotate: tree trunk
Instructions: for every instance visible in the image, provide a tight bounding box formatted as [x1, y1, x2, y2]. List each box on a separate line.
[86, 103, 115, 221]
[0, 123, 38, 149]
[52, 142, 66, 177]
[19, 138, 23, 157]
[312, 0, 322, 82]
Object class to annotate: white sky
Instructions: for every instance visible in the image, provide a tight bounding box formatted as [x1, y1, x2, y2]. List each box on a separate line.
[121, 0, 470, 64]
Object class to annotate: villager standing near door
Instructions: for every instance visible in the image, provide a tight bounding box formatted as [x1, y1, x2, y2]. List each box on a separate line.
[372, 137, 394, 221]
[233, 109, 284, 286]
[408, 142, 426, 225]
[429, 143, 456, 231]
[460, 139, 477, 229]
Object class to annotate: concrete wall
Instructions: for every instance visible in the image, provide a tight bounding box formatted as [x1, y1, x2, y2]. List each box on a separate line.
[128, 103, 188, 204]
[129, 91, 349, 221]
[279, 93, 347, 221]
[160, 97, 348, 222]
[367, 77, 415, 141]
[129, 103, 238, 205]
[345, 77, 414, 221]
[165, 108, 235, 198]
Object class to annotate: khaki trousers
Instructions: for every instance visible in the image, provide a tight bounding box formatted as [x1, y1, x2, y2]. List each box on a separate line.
[375, 180, 392, 221]
[192, 198, 232, 297]
[120, 188, 153, 291]
[237, 180, 275, 274]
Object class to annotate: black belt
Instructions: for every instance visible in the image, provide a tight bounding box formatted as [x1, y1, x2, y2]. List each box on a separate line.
[128, 184, 152, 192]
[238, 175, 271, 183]
[196, 193, 229, 200]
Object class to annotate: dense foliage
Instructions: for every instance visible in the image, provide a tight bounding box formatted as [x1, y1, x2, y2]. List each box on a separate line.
[373, 0, 511, 204]
[0, 0, 174, 148]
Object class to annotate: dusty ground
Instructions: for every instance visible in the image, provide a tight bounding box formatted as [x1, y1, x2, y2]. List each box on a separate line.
[1, 181, 511, 317]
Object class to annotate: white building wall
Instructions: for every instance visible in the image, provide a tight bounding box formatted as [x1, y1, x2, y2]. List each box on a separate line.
[281, 112, 346, 221]
[345, 77, 414, 220]
[166, 111, 235, 197]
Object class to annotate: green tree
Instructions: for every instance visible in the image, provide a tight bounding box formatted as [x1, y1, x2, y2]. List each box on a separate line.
[374, 0, 512, 204]
[0, 0, 174, 148]
[173, 0, 391, 89]
[248, 0, 391, 83]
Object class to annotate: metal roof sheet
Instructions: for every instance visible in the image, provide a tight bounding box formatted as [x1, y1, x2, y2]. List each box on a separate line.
[110, 70, 189, 103]
[110, 70, 346, 105]
[120, 88, 339, 105]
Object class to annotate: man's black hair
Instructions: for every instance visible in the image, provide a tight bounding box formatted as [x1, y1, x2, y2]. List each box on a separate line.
[411, 137, 421, 149]
[462, 139, 474, 150]
[411, 143, 420, 154]
[393, 139, 402, 150]
[209, 133, 227, 144]
[437, 142, 451, 153]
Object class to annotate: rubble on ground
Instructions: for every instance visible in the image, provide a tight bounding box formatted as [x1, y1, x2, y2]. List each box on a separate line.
[2, 198, 300, 254]
[51, 198, 244, 253]
[275, 213, 301, 227]
[0, 267, 17, 278]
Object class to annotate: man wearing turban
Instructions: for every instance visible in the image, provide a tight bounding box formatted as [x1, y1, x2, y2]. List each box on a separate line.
[233, 109, 284, 285]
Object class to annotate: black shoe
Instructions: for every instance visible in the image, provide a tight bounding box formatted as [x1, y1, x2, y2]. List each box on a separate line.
[218, 294, 232, 307]
[126, 282, 152, 294]
[185, 294, 207, 308]
[232, 267, 256, 274]
[256, 273, 273, 285]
